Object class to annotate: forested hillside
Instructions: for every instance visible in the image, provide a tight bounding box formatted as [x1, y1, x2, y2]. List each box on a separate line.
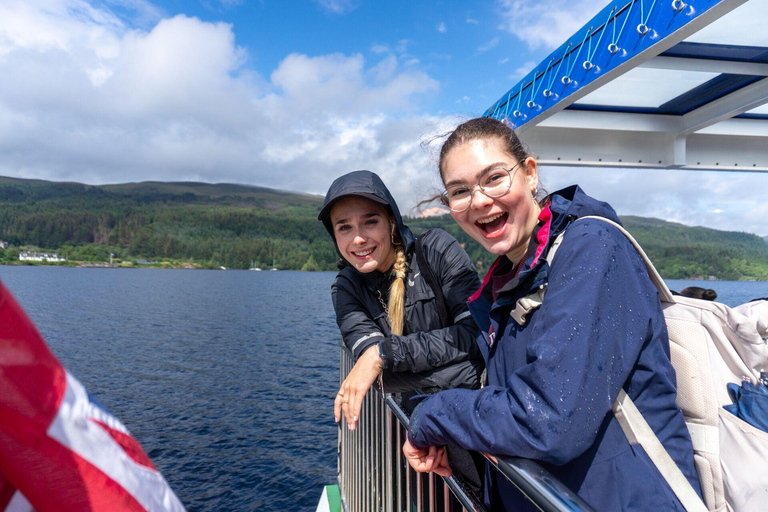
[0, 177, 335, 270]
[407, 215, 768, 281]
[1, 176, 767, 280]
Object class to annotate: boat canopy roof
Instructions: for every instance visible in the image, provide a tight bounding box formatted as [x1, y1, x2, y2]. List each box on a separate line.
[484, 0, 768, 172]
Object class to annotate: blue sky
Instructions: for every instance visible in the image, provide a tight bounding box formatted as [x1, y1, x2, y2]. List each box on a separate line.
[107, 0, 555, 116]
[1, 0, 767, 236]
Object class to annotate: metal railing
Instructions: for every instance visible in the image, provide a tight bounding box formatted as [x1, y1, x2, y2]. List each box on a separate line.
[337, 347, 597, 512]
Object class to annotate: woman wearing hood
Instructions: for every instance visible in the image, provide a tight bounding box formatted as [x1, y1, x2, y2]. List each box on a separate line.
[318, 170, 484, 434]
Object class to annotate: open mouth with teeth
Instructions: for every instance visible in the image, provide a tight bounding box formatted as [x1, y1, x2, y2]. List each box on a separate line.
[476, 212, 508, 237]
[351, 247, 376, 258]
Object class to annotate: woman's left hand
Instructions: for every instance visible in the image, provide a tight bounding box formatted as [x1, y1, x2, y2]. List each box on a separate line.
[334, 345, 383, 430]
[402, 439, 452, 477]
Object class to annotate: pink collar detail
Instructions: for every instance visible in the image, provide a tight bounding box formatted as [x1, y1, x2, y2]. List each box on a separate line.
[530, 205, 553, 267]
[469, 257, 502, 303]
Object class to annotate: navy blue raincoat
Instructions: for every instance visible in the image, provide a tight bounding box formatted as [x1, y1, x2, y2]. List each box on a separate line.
[408, 186, 701, 511]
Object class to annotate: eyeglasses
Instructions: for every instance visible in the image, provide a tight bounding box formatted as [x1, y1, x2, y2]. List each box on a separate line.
[441, 163, 521, 213]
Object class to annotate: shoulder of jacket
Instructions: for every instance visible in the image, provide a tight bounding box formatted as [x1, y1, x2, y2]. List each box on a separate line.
[558, 217, 636, 259]
[564, 216, 625, 240]
[417, 228, 459, 252]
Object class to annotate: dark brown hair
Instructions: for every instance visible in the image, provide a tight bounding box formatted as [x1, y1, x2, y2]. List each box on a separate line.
[680, 286, 717, 301]
[438, 117, 530, 180]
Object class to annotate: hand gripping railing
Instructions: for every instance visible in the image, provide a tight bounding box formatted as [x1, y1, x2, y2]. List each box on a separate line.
[337, 346, 597, 512]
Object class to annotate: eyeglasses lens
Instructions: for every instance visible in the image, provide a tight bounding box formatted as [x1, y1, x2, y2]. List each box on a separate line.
[444, 169, 512, 212]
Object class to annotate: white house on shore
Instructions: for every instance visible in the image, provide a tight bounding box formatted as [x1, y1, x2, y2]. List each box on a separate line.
[19, 252, 66, 263]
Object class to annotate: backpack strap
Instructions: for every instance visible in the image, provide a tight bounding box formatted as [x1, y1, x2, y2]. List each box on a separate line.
[509, 232, 566, 325]
[612, 390, 708, 512]
[414, 230, 451, 327]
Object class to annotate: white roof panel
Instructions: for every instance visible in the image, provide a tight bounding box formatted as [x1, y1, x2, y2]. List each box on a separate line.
[484, 0, 768, 172]
[575, 68, 719, 108]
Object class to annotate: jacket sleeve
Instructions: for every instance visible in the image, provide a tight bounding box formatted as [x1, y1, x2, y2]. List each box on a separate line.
[408, 220, 664, 464]
[384, 229, 481, 373]
[331, 274, 386, 361]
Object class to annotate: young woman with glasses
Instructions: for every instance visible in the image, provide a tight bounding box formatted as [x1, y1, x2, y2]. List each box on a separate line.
[402, 117, 701, 511]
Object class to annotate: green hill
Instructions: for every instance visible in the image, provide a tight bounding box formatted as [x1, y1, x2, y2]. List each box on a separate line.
[1, 175, 767, 280]
[0, 176, 335, 270]
[406, 214, 768, 281]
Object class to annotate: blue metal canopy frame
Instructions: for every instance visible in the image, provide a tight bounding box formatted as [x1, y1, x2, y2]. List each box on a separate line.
[483, 0, 768, 172]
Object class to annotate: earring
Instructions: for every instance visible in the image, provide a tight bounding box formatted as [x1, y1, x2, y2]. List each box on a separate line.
[391, 223, 397, 244]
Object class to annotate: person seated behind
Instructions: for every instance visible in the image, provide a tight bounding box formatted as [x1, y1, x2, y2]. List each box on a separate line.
[680, 286, 717, 301]
[318, 170, 484, 432]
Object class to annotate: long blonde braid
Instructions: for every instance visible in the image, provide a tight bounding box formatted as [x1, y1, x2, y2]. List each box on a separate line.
[387, 225, 408, 336]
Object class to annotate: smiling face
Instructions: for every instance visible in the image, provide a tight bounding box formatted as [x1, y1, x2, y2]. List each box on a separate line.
[330, 196, 397, 273]
[442, 137, 541, 263]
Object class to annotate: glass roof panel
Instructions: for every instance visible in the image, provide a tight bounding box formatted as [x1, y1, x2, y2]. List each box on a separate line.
[685, 1, 768, 46]
[574, 68, 719, 108]
[745, 104, 768, 115]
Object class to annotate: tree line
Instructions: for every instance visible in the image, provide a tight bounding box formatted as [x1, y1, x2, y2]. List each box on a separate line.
[1, 178, 767, 279]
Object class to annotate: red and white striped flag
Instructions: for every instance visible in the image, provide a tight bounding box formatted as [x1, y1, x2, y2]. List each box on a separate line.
[0, 279, 186, 512]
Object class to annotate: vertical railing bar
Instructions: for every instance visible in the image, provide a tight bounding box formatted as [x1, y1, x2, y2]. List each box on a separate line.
[416, 469, 423, 512]
[429, 472, 435, 512]
[405, 428, 411, 512]
[376, 389, 382, 511]
[385, 402, 393, 512]
[366, 392, 371, 512]
[396, 416, 403, 512]
[383, 392, 390, 512]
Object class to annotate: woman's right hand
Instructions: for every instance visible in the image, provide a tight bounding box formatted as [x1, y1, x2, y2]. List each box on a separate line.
[402, 440, 452, 477]
[334, 345, 383, 430]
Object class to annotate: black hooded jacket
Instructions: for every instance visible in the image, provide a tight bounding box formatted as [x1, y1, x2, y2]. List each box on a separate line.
[319, 171, 483, 392]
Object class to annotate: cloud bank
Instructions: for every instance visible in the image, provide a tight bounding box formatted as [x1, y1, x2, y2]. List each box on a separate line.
[497, 0, 607, 50]
[1, 0, 766, 236]
[0, 0, 446, 214]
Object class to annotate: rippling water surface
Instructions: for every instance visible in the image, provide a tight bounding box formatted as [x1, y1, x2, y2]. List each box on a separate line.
[2, 266, 767, 511]
[0, 266, 340, 512]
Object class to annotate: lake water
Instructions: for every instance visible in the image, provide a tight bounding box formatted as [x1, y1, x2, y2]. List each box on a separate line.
[0, 266, 341, 512]
[665, 279, 768, 307]
[1, 266, 767, 512]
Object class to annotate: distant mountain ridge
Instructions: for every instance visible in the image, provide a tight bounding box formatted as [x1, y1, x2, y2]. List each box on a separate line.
[1, 175, 767, 279]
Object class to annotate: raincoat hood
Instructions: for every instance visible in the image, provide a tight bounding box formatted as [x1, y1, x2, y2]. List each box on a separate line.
[318, 170, 415, 270]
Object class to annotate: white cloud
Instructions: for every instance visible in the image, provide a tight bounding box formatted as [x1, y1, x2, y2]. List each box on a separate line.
[477, 37, 499, 52]
[314, 0, 359, 15]
[437, 22, 447, 33]
[497, 0, 607, 50]
[0, 1, 444, 214]
[510, 60, 536, 80]
[541, 167, 768, 237]
[371, 43, 390, 54]
[2, 1, 765, 238]
[466, 18, 479, 25]
[395, 40, 412, 53]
